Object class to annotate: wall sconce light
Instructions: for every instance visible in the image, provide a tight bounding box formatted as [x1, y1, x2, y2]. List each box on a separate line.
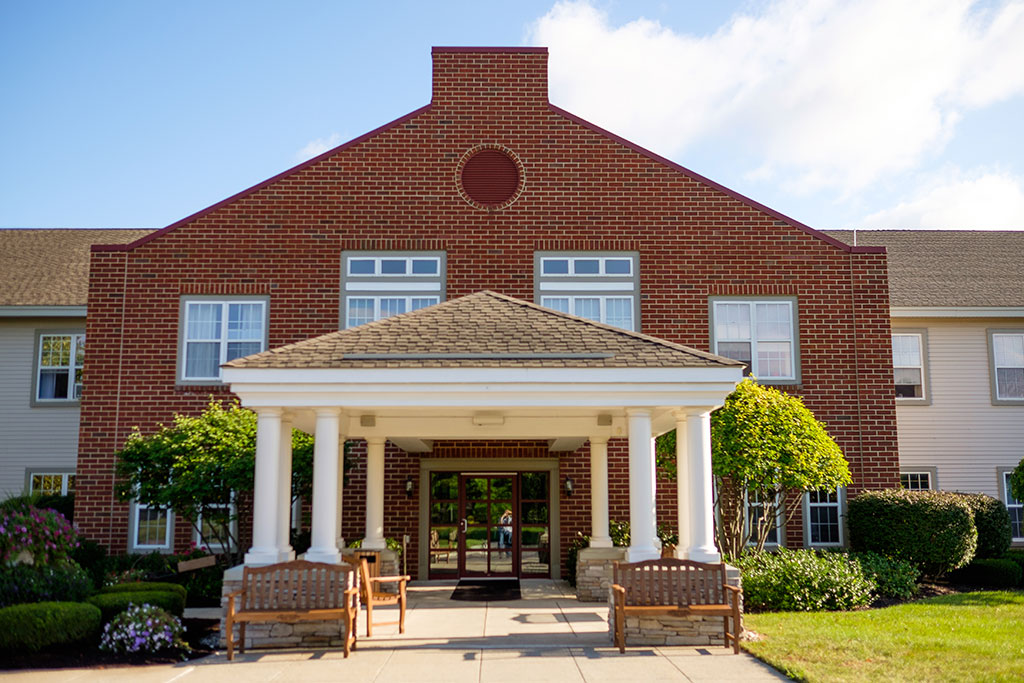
[564, 476, 575, 497]
[405, 475, 415, 498]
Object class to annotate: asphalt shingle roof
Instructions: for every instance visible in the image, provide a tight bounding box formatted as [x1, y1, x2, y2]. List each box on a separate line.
[0, 229, 151, 306]
[825, 230, 1024, 308]
[226, 291, 742, 370]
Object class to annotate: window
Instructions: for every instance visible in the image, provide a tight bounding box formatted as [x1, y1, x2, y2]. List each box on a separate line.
[746, 491, 781, 546]
[194, 502, 235, 552]
[341, 251, 446, 328]
[990, 331, 1024, 403]
[806, 488, 843, 546]
[29, 472, 76, 495]
[35, 333, 84, 401]
[1004, 472, 1023, 541]
[133, 504, 171, 550]
[180, 299, 267, 382]
[892, 332, 927, 401]
[711, 299, 797, 381]
[535, 252, 639, 331]
[900, 472, 932, 491]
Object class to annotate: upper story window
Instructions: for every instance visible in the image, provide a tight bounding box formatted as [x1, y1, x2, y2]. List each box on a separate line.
[535, 252, 639, 331]
[30, 472, 76, 495]
[710, 299, 798, 382]
[180, 298, 268, 383]
[341, 252, 446, 328]
[893, 331, 928, 402]
[989, 330, 1024, 404]
[35, 332, 84, 402]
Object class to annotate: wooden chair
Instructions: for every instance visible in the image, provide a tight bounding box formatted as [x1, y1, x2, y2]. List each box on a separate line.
[358, 557, 410, 636]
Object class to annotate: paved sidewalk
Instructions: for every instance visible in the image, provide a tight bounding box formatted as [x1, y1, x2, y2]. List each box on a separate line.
[4, 580, 785, 682]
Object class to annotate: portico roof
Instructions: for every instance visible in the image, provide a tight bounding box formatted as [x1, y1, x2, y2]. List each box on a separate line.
[226, 290, 742, 370]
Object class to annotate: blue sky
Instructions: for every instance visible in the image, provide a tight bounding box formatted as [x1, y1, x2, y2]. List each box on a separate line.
[2, 0, 1023, 230]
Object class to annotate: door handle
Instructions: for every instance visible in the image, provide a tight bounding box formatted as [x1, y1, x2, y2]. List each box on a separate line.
[459, 518, 468, 534]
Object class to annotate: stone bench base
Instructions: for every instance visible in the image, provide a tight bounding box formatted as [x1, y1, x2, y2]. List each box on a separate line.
[608, 613, 728, 646]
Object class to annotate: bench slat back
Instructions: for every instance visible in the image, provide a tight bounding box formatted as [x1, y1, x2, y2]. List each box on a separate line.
[241, 560, 356, 612]
[613, 559, 726, 607]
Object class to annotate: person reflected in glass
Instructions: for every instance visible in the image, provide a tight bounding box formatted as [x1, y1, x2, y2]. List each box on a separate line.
[499, 509, 513, 558]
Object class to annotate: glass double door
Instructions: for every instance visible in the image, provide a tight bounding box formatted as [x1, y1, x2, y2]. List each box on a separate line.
[428, 471, 550, 579]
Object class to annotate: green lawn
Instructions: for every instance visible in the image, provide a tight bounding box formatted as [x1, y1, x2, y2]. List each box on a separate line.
[743, 591, 1024, 682]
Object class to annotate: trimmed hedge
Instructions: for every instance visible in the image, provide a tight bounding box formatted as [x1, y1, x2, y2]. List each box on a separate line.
[87, 591, 185, 622]
[848, 489, 977, 576]
[949, 558, 1023, 588]
[956, 493, 1012, 559]
[100, 581, 187, 602]
[0, 561, 94, 607]
[735, 549, 875, 611]
[849, 551, 919, 600]
[1004, 549, 1024, 584]
[0, 601, 102, 652]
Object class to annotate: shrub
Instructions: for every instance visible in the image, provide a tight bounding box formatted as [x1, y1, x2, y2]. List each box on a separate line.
[71, 538, 109, 589]
[0, 505, 79, 565]
[0, 493, 75, 521]
[99, 603, 187, 655]
[949, 558, 1023, 588]
[0, 601, 102, 652]
[848, 489, 977, 576]
[87, 590, 184, 622]
[954, 493, 1012, 559]
[849, 551, 919, 600]
[735, 548, 875, 611]
[1004, 549, 1024, 584]
[0, 561, 94, 607]
[100, 581, 187, 602]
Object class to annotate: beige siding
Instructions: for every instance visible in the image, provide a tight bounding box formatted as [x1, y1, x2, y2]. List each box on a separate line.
[894, 318, 1024, 499]
[0, 318, 83, 497]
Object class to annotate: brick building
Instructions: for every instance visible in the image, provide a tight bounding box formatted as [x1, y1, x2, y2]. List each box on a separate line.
[75, 47, 898, 580]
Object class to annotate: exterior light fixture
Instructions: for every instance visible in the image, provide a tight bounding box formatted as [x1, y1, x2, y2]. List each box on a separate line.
[564, 476, 575, 497]
[405, 475, 415, 498]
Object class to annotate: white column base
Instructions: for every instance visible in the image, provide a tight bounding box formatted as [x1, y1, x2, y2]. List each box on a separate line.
[304, 547, 342, 564]
[277, 548, 296, 562]
[626, 546, 660, 562]
[687, 546, 722, 563]
[244, 548, 280, 565]
[589, 538, 614, 549]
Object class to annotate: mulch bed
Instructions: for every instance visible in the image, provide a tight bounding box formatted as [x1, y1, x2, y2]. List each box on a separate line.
[0, 618, 218, 671]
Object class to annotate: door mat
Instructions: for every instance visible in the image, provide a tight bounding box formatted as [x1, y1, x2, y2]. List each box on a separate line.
[450, 579, 521, 602]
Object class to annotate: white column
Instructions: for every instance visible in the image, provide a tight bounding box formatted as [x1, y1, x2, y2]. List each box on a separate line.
[245, 407, 282, 565]
[589, 437, 612, 548]
[306, 408, 341, 564]
[686, 409, 721, 562]
[335, 431, 347, 551]
[275, 412, 295, 561]
[627, 409, 659, 562]
[364, 437, 387, 550]
[673, 411, 690, 559]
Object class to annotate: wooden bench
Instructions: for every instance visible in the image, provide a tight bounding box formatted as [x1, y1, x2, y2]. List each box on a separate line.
[611, 558, 742, 654]
[225, 559, 359, 660]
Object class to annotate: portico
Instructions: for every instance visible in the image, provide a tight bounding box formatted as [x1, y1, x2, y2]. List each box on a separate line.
[222, 291, 743, 580]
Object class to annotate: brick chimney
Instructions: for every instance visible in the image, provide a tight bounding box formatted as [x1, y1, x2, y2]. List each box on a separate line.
[431, 47, 548, 107]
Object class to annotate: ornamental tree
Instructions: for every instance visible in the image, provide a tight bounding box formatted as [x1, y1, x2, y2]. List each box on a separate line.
[115, 400, 313, 564]
[657, 378, 852, 557]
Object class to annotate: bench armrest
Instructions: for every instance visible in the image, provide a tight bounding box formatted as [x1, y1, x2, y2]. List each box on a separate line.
[611, 584, 626, 596]
[225, 588, 246, 599]
[722, 584, 741, 594]
[369, 574, 411, 584]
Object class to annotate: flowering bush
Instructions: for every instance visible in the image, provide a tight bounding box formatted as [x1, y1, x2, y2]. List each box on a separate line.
[99, 603, 187, 655]
[0, 505, 79, 565]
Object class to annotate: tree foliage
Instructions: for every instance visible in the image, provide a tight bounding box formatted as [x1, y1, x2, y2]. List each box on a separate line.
[658, 379, 851, 558]
[115, 400, 313, 563]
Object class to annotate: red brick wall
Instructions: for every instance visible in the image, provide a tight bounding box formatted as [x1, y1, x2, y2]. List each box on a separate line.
[75, 48, 898, 563]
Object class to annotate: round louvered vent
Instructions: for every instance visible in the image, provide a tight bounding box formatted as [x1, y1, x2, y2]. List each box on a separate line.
[456, 145, 525, 211]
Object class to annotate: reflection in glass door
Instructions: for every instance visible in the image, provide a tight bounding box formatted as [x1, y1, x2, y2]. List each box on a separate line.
[461, 474, 515, 577]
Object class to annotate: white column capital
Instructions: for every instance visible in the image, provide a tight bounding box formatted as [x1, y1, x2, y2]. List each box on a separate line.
[254, 406, 283, 418]
[625, 407, 652, 417]
[589, 435, 609, 446]
[366, 436, 386, 446]
[314, 406, 341, 418]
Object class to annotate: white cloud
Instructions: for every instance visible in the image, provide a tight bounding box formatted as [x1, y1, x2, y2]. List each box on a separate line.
[860, 168, 1024, 229]
[529, 0, 1024, 194]
[295, 133, 342, 161]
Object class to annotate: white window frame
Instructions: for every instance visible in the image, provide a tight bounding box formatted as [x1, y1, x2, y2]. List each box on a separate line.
[28, 472, 76, 496]
[33, 331, 85, 403]
[346, 255, 441, 277]
[892, 331, 929, 404]
[179, 297, 268, 383]
[535, 251, 640, 332]
[804, 488, 844, 547]
[710, 298, 799, 383]
[1003, 471, 1023, 542]
[989, 330, 1024, 404]
[344, 295, 441, 328]
[900, 471, 932, 491]
[193, 501, 236, 553]
[745, 490, 783, 547]
[131, 503, 172, 551]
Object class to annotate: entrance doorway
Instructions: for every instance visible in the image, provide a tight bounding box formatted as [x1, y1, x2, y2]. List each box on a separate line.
[428, 471, 550, 579]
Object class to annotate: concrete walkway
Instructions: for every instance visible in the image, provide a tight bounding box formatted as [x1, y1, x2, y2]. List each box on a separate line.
[5, 580, 784, 682]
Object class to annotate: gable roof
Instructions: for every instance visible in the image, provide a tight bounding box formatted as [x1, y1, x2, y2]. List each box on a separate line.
[824, 230, 1024, 308]
[0, 229, 153, 307]
[226, 290, 743, 370]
